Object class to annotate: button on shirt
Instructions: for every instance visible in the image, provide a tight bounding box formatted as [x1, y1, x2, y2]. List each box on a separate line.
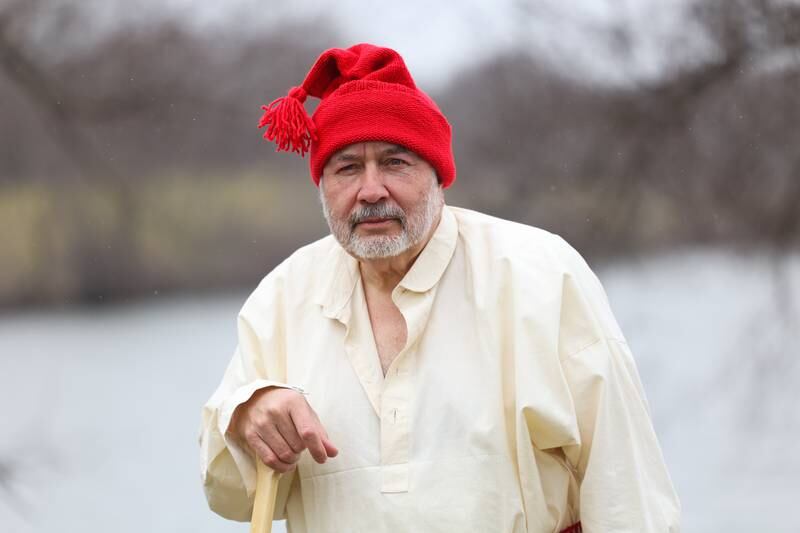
[199, 205, 681, 532]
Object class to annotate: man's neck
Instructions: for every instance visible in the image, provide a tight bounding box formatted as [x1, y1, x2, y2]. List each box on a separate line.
[358, 210, 441, 294]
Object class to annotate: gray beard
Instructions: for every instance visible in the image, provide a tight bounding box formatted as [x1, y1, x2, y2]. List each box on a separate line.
[320, 179, 443, 260]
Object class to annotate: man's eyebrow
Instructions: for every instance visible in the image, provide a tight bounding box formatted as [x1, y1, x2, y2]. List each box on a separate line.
[331, 152, 362, 163]
[379, 145, 412, 157]
[330, 145, 413, 163]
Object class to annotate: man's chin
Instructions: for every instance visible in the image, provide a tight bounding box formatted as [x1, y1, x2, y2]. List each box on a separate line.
[346, 234, 411, 260]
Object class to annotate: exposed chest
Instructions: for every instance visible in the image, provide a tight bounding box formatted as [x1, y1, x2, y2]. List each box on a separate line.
[364, 291, 408, 376]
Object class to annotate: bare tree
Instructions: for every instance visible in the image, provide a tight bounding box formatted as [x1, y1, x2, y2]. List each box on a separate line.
[437, 0, 800, 257]
[0, 0, 338, 305]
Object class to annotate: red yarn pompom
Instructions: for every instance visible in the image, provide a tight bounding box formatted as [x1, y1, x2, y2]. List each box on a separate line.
[258, 86, 317, 157]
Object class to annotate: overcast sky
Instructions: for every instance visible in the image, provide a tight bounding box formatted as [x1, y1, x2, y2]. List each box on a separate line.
[53, 0, 706, 89]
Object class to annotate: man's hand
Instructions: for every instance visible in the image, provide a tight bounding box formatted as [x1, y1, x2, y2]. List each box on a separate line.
[228, 387, 338, 473]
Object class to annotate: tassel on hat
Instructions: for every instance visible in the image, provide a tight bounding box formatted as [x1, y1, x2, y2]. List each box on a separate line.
[257, 85, 317, 156]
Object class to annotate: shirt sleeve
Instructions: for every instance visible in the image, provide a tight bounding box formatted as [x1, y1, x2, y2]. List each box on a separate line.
[199, 281, 299, 521]
[560, 336, 681, 532]
[555, 237, 681, 532]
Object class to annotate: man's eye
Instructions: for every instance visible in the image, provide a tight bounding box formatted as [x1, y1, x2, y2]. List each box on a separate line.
[337, 164, 356, 173]
[386, 158, 408, 166]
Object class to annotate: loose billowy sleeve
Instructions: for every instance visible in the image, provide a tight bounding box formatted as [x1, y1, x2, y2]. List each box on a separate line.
[559, 336, 680, 532]
[199, 271, 298, 521]
[555, 236, 681, 532]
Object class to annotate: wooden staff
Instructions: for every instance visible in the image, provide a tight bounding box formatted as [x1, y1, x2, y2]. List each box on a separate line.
[250, 460, 280, 533]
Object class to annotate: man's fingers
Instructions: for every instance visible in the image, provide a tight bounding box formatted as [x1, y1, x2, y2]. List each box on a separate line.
[274, 413, 307, 454]
[322, 436, 339, 458]
[245, 431, 296, 474]
[299, 424, 328, 463]
[257, 423, 301, 465]
[290, 404, 333, 464]
[314, 415, 339, 458]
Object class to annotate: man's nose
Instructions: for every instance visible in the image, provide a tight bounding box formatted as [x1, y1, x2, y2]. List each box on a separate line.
[355, 163, 389, 204]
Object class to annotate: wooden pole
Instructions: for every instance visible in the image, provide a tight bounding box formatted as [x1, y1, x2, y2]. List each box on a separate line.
[250, 460, 280, 533]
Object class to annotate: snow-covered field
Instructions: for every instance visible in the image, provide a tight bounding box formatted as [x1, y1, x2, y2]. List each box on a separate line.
[1, 247, 798, 532]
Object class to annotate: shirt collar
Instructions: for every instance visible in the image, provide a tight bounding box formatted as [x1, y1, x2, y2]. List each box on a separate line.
[317, 204, 458, 319]
[397, 203, 458, 293]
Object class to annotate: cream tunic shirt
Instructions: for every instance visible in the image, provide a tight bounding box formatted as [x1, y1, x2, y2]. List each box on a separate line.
[199, 205, 680, 532]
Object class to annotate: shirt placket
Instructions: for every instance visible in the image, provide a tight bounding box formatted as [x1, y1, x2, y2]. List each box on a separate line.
[379, 288, 434, 493]
[379, 358, 413, 492]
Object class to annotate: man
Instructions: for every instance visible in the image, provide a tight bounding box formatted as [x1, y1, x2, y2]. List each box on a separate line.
[199, 43, 680, 532]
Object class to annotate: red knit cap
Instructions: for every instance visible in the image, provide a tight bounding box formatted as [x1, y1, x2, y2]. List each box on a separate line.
[257, 43, 456, 188]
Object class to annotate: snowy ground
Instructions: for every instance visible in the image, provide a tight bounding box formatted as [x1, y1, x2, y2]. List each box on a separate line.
[0, 247, 798, 532]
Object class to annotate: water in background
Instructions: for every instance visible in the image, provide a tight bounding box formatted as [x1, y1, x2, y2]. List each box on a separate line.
[1, 248, 798, 533]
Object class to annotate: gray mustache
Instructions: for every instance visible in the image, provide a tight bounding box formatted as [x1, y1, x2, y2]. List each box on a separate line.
[350, 203, 406, 227]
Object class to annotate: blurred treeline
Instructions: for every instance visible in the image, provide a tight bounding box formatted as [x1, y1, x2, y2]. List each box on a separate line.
[1, 0, 798, 310]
